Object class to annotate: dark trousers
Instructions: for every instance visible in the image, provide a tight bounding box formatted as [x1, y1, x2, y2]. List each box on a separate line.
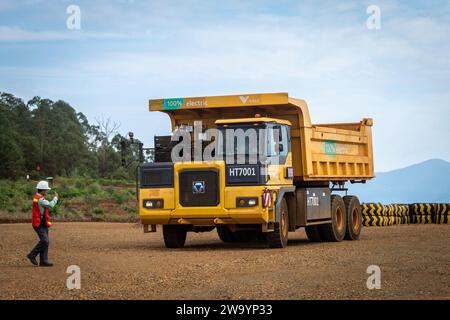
[29, 226, 49, 263]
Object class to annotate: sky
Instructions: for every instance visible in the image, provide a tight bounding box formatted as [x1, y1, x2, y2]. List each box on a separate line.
[0, 0, 449, 172]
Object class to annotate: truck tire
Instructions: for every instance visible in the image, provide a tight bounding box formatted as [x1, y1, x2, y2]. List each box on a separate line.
[319, 195, 346, 242]
[256, 231, 267, 241]
[233, 231, 255, 242]
[266, 198, 289, 248]
[217, 226, 236, 243]
[305, 226, 322, 242]
[343, 195, 362, 240]
[163, 225, 187, 248]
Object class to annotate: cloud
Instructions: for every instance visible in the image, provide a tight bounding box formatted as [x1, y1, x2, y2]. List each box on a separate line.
[0, 25, 154, 42]
[70, 10, 450, 86]
[0, 0, 449, 171]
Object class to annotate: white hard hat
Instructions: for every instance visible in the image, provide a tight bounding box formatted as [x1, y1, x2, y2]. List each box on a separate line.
[36, 180, 51, 190]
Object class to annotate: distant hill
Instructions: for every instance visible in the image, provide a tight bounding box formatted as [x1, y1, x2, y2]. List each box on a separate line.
[347, 159, 450, 203]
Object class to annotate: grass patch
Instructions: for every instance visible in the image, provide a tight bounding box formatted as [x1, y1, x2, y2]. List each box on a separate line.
[0, 177, 136, 220]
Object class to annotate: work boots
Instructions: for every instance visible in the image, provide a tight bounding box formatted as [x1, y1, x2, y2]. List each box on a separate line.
[39, 261, 54, 267]
[26, 254, 38, 266]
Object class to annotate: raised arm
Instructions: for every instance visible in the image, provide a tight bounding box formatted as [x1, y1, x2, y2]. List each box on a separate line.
[39, 196, 58, 208]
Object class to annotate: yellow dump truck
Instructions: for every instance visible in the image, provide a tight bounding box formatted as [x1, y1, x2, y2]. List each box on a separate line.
[138, 92, 374, 248]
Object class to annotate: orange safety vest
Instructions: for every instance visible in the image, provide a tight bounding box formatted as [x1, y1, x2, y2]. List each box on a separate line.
[32, 194, 52, 228]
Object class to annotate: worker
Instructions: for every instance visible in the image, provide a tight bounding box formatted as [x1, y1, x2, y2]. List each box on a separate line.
[26, 180, 58, 267]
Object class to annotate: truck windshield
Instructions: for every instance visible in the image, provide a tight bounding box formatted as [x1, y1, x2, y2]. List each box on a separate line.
[217, 122, 290, 164]
[165, 122, 289, 164]
[217, 124, 266, 164]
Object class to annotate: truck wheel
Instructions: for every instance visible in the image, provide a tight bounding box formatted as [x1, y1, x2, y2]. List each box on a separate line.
[217, 226, 236, 243]
[256, 231, 267, 241]
[305, 226, 322, 242]
[266, 198, 289, 248]
[163, 225, 187, 248]
[343, 195, 362, 240]
[319, 195, 346, 242]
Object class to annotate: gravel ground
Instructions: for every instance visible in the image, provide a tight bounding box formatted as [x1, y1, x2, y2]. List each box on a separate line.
[0, 222, 449, 300]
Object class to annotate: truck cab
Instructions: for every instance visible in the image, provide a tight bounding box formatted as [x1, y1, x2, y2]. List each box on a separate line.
[139, 93, 374, 248]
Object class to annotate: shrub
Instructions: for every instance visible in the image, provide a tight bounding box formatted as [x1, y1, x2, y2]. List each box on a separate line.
[74, 178, 85, 190]
[86, 182, 102, 195]
[123, 205, 137, 214]
[83, 193, 99, 208]
[56, 179, 82, 198]
[93, 207, 104, 215]
[49, 205, 60, 216]
[111, 190, 129, 204]
[111, 167, 130, 180]
[16, 181, 35, 197]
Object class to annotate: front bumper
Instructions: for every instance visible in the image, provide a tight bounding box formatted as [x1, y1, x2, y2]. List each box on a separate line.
[139, 186, 273, 226]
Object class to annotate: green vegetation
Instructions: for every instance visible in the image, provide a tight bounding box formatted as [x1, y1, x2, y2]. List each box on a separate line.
[0, 92, 146, 180]
[93, 207, 104, 215]
[0, 176, 138, 222]
[0, 92, 146, 221]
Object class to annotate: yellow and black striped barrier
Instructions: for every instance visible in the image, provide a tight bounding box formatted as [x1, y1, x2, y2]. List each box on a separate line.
[362, 203, 387, 226]
[410, 215, 433, 224]
[361, 203, 449, 226]
[435, 203, 450, 224]
[362, 203, 384, 217]
[362, 203, 395, 227]
[409, 203, 435, 224]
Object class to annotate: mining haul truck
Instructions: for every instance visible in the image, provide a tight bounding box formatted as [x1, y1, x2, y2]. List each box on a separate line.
[138, 92, 374, 248]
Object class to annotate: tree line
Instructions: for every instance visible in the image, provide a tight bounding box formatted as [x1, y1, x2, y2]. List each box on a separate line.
[0, 92, 144, 180]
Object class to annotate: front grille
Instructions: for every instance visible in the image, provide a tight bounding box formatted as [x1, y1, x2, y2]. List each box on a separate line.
[179, 169, 219, 207]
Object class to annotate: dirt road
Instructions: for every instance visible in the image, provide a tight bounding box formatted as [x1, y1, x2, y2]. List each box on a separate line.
[0, 223, 449, 299]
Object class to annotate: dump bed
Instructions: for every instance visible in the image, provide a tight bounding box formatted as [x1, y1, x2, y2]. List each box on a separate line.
[149, 92, 374, 182]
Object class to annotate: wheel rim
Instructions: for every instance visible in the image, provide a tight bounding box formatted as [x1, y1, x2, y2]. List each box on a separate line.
[336, 207, 344, 232]
[352, 207, 360, 230]
[281, 208, 288, 238]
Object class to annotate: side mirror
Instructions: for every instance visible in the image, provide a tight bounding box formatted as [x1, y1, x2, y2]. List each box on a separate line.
[279, 144, 284, 153]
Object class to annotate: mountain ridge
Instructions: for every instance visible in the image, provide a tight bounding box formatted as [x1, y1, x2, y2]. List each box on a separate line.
[347, 158, 450, 203]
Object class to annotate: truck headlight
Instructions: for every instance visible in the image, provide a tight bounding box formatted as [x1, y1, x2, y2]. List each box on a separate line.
[236, 197, 258, 207]
[143, 199, 164, 209]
